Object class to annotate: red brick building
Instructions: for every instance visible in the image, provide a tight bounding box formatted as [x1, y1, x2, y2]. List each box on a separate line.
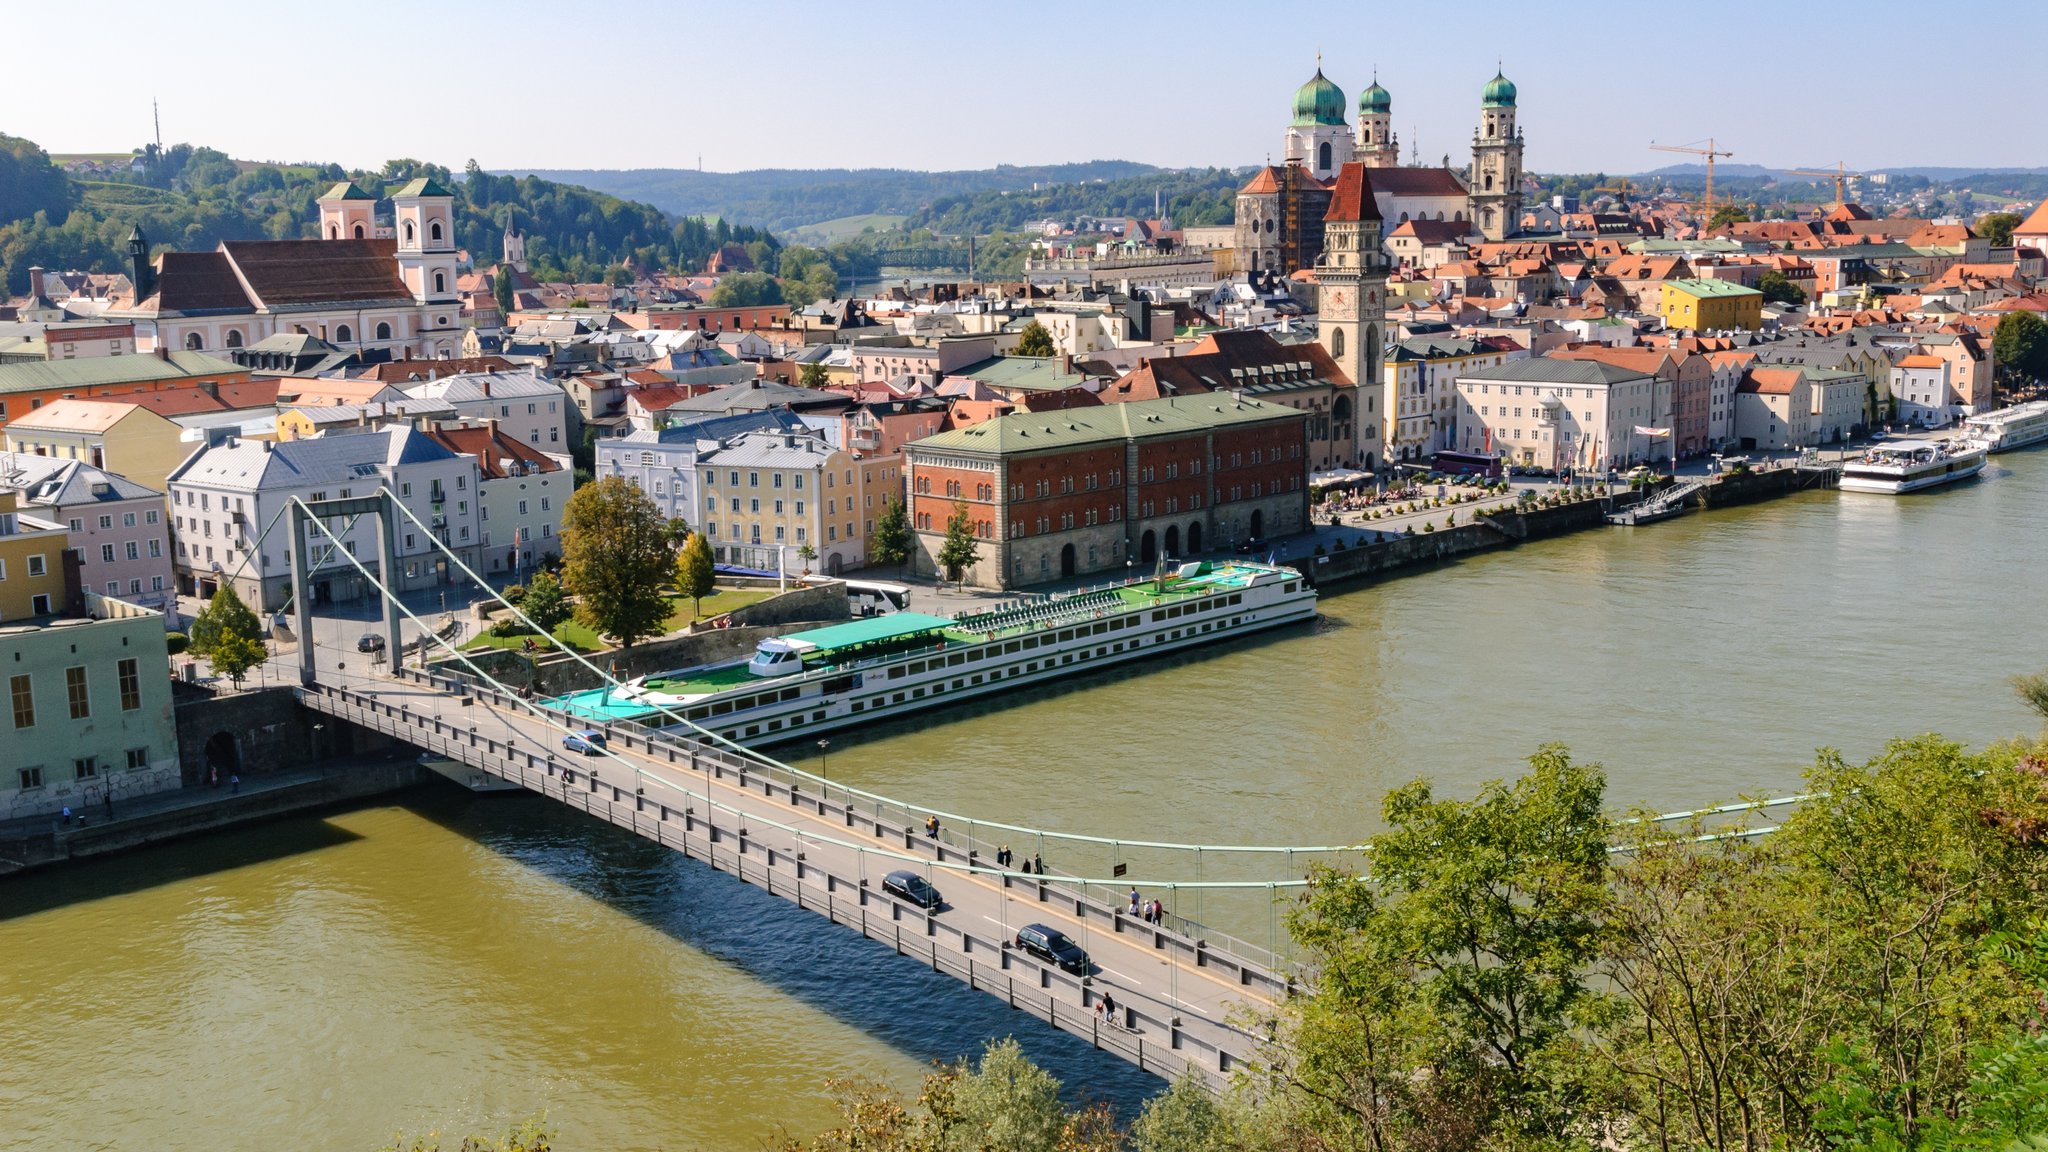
[902, 394, 1309, 589]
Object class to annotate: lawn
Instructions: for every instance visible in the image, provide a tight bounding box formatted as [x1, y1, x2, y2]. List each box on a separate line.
[459, 584, 775, 654]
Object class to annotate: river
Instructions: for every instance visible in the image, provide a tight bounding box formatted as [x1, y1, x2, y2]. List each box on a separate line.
[6, 449, 2044, 1151]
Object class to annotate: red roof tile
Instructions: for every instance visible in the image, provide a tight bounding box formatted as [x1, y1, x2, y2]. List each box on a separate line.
[1323, 162, 1382, 223]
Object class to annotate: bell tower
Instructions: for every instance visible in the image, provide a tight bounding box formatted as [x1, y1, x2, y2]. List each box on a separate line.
[1316, 162, 1388, 469]
[1355, 75, 1398, 168]
[316, 181, 376, 241]
[1469, 69, 1524, 242]
[391, 176, 460, 305]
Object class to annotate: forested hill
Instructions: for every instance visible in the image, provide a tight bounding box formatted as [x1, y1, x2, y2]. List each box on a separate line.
[907, 167, 1248, 234]
[507, 161, 1166, 232]
[0, 133, 774, 295]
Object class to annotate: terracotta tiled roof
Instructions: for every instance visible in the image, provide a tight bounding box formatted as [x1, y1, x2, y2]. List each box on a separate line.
[1324, 162, 1382, 223]
[118, 379, 281, 415]
[1896, 354, 1945, 369]
[422, 426, 561, 479]
[1239, 165, 1283, 195]
[2015, 200, 2048, 236]
[1364, 167, 1467, 197]
[220, 239, 410, 307]
[360, 356, 515, 382]
[1741, 367, 1804, 394]
[150, 251, 252, 313]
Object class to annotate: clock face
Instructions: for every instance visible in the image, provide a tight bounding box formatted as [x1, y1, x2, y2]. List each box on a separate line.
[1327, 288, 1348, 309]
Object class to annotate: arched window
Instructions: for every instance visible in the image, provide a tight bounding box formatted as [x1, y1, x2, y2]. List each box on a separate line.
[1318, 141, 1332, 171]
[433, 272, 446, 294]
[327, 224, 338, 239]
[375, 322, 392, 341]
[429, 221, 443, 243]
[1486, 118, 1495, 139]
[402, 220, 415, 243]
[335, 324, 352, 343]
[1400, 211, 1410, 223]
[184, 332, 203, 350]
[1484, 173, 1494, 191]
[352, 224, 365, 239]
[1330, 327, 1345, 358]
[225, 330, 243, 348]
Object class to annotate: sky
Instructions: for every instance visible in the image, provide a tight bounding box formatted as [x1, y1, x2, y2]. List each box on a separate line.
[12, 0, 2045, 177]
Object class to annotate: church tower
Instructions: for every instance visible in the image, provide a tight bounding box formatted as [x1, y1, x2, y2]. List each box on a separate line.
[1468, 70, 1524, 242]
[1281, 64, 1353, 182]
[316, 181, 376, 241]
[391, 176, 460, 306]
[1355, 76, 1398, 168]
[502, 222, 528, 274]
[1316, 162, 1388, 469]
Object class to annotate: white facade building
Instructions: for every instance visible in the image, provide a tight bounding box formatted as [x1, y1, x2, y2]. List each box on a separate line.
[1455, 358, 1660, 471]
[401, 369, 572, 463]
[596, 408, 812, 526]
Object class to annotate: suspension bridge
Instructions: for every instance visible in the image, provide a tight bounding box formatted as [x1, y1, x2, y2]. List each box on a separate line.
[223, 490, 1808, 1089]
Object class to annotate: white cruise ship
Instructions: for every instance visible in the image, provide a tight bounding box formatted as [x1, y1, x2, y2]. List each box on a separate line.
[1840, 439, 1987, 494]
[546, 560, 1317, 747]
[1962, 401, 2048, 453]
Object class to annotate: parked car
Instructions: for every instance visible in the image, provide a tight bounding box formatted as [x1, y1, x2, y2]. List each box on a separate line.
[881, 869, 942, 909]
[562, 730, 607, 755]
[1014, 923, 1091, 974]
[356, 633, 386, 653]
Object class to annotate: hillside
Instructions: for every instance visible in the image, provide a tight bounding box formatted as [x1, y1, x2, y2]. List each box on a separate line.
[0, 134, 774, 296]
[505, 161, 1165, 231]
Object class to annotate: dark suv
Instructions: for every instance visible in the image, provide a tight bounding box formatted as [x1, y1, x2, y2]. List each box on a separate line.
[1014, 923, 1090, 974]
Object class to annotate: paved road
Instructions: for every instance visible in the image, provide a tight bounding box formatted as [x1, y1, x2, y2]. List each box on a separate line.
[297, 649, 1286, 1085]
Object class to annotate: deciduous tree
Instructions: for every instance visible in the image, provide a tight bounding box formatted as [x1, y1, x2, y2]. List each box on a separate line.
[938, 499, 979, 584]
[676, 531, 716, 616]
[1975, 211, 2024, 248]
[1015, 319, 1056, 358]
[519, 571, 569, 636]
[870, 494, 912, 573]
[560, 476, 673, 647]
[188, 584, 264, 659]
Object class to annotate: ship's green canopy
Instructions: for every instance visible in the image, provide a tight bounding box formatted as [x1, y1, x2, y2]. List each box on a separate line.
[784, 612, 954, 653]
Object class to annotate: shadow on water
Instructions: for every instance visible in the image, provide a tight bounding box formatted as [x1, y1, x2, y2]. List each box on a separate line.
[0, 816, 367, 922]
[400, 783, 1169, 1115]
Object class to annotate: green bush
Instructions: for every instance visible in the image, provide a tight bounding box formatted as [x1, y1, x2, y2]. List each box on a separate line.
[165, 631, 188, 656]
[489, 615, 531, 639]
[502, 584, 527, 606]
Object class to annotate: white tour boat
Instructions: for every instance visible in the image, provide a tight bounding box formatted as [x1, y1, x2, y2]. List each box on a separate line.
[1839, 438, 1987, 494]
[1962, 401, 2048, 453]
[545, 560, 1317, 747]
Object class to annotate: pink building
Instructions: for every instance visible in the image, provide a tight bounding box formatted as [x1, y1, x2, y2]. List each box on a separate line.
[0, 455, 173, 614]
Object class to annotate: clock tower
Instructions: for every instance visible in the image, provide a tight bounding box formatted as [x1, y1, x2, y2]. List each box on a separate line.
[1317, 162, 1388, 469]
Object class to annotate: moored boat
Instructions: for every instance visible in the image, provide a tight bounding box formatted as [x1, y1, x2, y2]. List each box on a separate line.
[1962, 401, 2048, 453]
[545, 560, 1316, 746]
[1839, 439, 1987, 494]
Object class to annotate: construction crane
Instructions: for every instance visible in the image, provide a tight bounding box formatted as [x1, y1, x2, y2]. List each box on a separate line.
[1589, 177, 1635, 206]
[1785, 161, 1862, 208]
[1650, 138, 1735, 215]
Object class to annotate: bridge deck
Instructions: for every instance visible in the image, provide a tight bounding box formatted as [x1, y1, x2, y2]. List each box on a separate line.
[298, 668, 1290, 1088]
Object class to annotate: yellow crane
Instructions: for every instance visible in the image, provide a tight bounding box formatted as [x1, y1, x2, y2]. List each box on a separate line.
[1785, 161, 1862, 208]
[1650, 138, 1735, 214]
[1589, 177, 1635, 206]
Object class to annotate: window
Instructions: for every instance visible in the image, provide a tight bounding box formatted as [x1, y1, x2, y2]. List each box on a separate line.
[117, 657, 143, 712]
[376, 322, 392, 341]
[125, 541, 139, 561]
[127, 747, 149, 771]
[430, 221, 443, 243]
[26, 554, 46, 577]
[335, 324, 353, 343]
[74, 756, 96, 780]
[9, 674, 31, 729]
[102, 543, 116, 563]
[65, 666, 89, 719]
[18, 766, 41, 790]
[99, 514, 114, 529]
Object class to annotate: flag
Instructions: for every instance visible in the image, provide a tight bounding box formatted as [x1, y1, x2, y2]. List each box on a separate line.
[1482, 426, 1492, 453]
[1634, 425, 1671, 438]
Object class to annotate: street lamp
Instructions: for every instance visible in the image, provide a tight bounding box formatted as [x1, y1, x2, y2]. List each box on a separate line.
[816, 738, 830, 778]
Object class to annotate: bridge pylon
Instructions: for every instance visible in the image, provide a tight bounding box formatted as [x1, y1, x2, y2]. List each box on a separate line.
[287, 493, 404, 687]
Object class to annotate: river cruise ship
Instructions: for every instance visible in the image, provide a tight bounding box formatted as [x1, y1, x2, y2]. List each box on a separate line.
[1839, 438, 1987, 494]
[1962, 401, 2048, 453]
[547, 560, 1316, 746]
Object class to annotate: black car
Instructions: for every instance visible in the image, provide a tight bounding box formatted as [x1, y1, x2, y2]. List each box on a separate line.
[356, 632, 386, 653]
[1015, 923, 1091, 974]
[881, 869, 941, 909]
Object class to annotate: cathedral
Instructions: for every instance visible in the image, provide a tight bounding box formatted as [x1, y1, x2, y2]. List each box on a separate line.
[1232, 65, 1526, 274]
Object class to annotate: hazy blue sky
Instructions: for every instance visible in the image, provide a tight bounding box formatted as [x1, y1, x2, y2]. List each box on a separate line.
[14, 0, 2043, 175]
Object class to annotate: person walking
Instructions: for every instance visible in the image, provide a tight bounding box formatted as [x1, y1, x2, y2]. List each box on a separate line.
[230, 773, 240, 794]
[1127, 889, 1141, 916]
[60, 805, 72, 826]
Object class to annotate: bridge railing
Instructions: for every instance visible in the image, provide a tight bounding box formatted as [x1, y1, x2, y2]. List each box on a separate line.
[299, 680, 1272, 1087]
[375, 669, 1300, 998]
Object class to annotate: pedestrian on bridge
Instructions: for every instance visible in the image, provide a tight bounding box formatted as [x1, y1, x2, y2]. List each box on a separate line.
[925, 815, 940, 839]
[1128, 889, 1141, 916]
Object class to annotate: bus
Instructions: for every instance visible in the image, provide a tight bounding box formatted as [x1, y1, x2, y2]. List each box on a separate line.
[800, 575, 912, 615]
[1432, 450, 1503, 479]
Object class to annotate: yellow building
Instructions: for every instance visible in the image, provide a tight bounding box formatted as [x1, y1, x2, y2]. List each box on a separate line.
[3, 399, 191, 495]
[0, 492, 72, 620]
[1659, 278, 1763, 332]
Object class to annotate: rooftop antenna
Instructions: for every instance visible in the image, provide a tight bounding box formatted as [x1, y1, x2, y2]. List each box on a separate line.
[153, 98, 162, 152]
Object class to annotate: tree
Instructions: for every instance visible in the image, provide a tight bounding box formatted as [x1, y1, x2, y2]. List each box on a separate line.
[2015, 669, 2048, 722]
[937, 499, 979, 584]
[948, 1038, 1067, 1152]
[1757, 268, 1807, 305]
[1993, 310, 2048, 386]
[870, 495, 912, 573]
[677, 531, 716, 617]
[1129, 1074, 1226, 1152]
[1014, 319, 1056, 358]
[560, 476, 674, 647]
[798, 360, 829, 389]
[492, 265, 514, 316]
[708, 271, 784, 307]
[796, 543, 817, 574]
[520, 571, 570, 636]
[1976, 211, 2025, 248]
[664, 515, 693, 549]
[208, 632, 266, 686]
[1707, 204, 1751, 231]
[188, 584, 264, 659]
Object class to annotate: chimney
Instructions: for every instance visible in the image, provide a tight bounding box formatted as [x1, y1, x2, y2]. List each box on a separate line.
[481, 377, 490, 398]
[198, 380, 218, 401]
[155, 345, 169, 362]
[27, 266, 44, 301]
